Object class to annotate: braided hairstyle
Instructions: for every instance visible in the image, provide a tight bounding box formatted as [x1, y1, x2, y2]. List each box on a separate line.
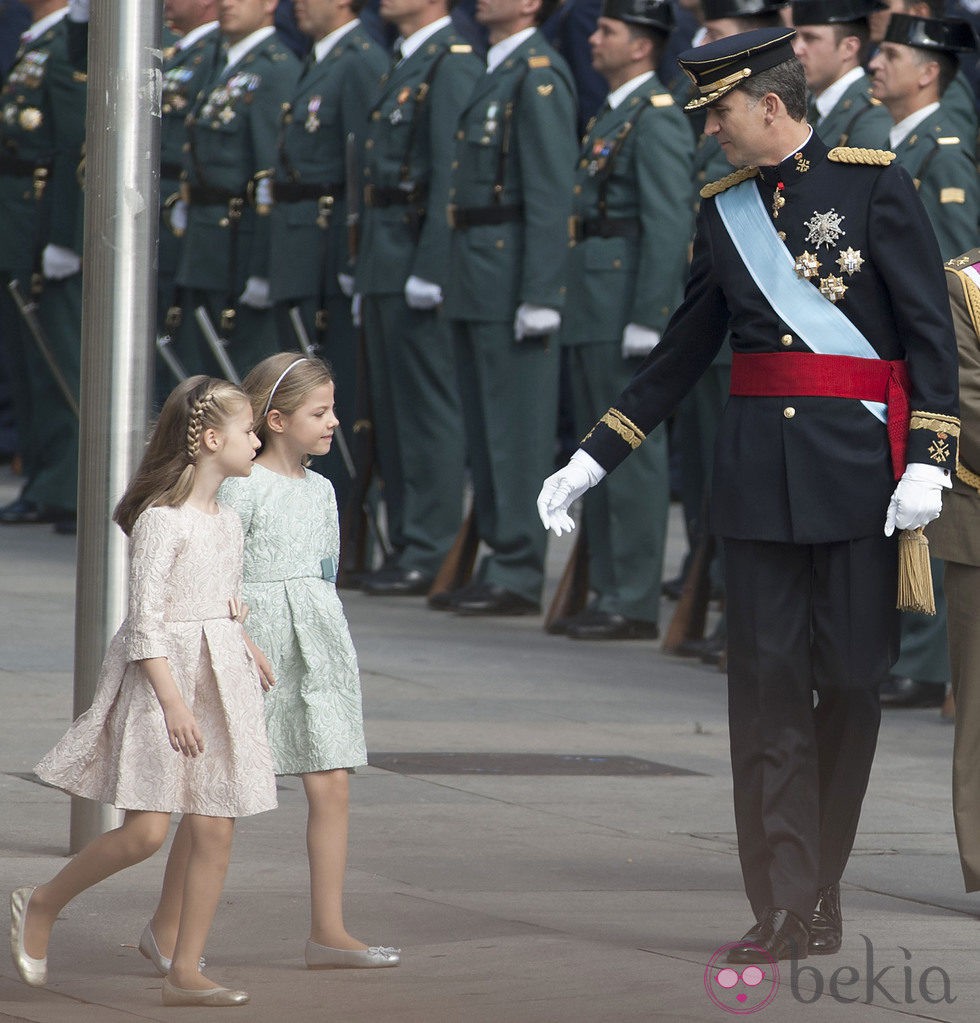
[113, 376, 249, 535]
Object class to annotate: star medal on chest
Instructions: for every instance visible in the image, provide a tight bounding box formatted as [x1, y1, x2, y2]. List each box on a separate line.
[306, 95, 321, 133]
[588, 139, 611, 177]
[772, 180, 785, 218]
[390, 86, 411, 125]
[804, 208, 845, 249]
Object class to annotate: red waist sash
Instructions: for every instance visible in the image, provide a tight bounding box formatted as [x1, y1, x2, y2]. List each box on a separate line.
[730, 351, 910, 480]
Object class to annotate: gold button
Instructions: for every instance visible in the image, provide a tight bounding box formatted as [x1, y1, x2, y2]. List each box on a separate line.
[451, 160, 458, 170]
[777, 231, 786, 240]
[573, 184, 582, 194]
[456, 130, 464, 140]
[781, 334, 793, 346]
[783, 407, 795, 419]
[495, 239, 504, 249]
[612, 258, 622, 268]
[372, 111, 381, 121]
[579, 159, 587, 168]
[364, 139, 374, 149]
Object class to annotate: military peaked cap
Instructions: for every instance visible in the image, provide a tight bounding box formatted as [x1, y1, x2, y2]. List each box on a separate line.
[678, 27, 798, 109]
[701, 0, 788, 23]
[791, 0, 886, 26]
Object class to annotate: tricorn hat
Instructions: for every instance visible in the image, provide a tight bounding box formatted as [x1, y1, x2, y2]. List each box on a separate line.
[701, 0, 788, 23]
[791, 0, 886, 26]
[883, 14, 978, 53]
[678, 27, 798, 109]
[600, 0, 675, 32]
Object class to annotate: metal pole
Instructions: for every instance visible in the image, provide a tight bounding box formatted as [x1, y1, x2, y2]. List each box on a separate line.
[70, 1, 162, 851]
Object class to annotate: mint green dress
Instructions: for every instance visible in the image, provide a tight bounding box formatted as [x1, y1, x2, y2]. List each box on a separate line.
[219, 465, 367, 775]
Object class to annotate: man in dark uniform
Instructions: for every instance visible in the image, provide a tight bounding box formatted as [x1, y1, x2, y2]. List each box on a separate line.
[442, 0, 578, 615]
[791, 0, 892, 147]
[539, 28, 959, 961]
[354, 0, 482, 596]
[556, 0, 694, 639]
[266, 0, 386, 511]
[173, 0, 300, 379]
[0, 0, 85, 532]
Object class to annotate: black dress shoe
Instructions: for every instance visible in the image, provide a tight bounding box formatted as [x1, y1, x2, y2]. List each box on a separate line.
[453, 583, 540, 616]
[361, 567, 432, 597]
[53, 514, 77, 536]
[0, 498, 53, 525]
[675, 634, 726, 662]
[879, 675, 946, 708]
[566, 609, 659, 640]
[428, 580, 481, 611]
[808, 883, 842, 955]
[726, 908, 809, 964]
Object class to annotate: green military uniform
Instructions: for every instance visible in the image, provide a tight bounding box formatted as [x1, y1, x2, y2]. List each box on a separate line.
[561, 70, 694, 625]
[158, 23, 222, 342]
[267, 20, 386, 510]
[175, 29, 300, 379]
[444, 29, 577, 604]
[355, 21, 482, 580]
[0, 10, 85, 517]
[812, 72, 890, 148]
[940, 70, 978, 150]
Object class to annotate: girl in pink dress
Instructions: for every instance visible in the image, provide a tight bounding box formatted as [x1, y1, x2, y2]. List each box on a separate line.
[11, 376, 277, 1008]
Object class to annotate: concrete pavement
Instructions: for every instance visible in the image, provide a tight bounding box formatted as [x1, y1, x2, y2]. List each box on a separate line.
[0, 463, 976, 1023]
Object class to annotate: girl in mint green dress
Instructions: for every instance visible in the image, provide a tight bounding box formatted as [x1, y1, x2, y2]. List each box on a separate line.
[218, 353, 399, 970]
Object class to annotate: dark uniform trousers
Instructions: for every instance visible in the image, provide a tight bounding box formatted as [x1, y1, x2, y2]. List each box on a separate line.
[726, 535, 898, 921]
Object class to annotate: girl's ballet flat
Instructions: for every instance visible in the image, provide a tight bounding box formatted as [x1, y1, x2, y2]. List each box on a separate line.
[305, 940, 401, 969]
[161, 978, 250, 1007]
[10, 887, 47, 987]
[139, 922, 206, 975]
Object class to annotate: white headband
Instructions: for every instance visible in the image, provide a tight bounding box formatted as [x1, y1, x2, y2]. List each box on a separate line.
[262, 358, 307, 418]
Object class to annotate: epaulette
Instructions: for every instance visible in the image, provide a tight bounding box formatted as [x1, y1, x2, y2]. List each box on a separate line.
[827, 146, 895, 166]
[946, 247, 980, 270]
[700, 165, 758, 199]
[449, 44, 472, 53]
[528, 55, 551, 68]
[649, 93, 674, 108]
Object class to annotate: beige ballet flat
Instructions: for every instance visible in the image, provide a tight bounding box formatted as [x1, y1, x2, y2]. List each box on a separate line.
[10, 886, 47, 987]
[305, 940, 401, 969]
[161, 977, 249, 1006]
[139, 922, 206, 975]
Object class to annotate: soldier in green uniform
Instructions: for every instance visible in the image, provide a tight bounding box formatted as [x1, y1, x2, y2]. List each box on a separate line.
[792, 0, 892, 147]
[0, 1, 85, 532]
[442, 0, 577, 615]
[869, 13, 977, 708]
[158, 0, 221, 392]
[354, 0, 482, 596]
[267, 0, 386, 511]
[555, 0, 694, 638]
[173, 0, 300, 379]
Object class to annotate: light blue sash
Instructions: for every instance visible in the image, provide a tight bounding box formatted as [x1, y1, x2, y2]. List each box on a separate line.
[715, 179, 886, 423]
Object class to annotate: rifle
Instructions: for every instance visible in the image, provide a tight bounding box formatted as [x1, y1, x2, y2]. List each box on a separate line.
[661, 495, 715, 654]
[194, 304, 242, 385]
[427, 509, 480, 603]
[9, 278, 79, 419]
[156, 333, 189, 383]
[543, 524, 589, 632]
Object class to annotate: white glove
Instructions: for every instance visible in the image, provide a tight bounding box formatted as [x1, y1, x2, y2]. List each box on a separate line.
[514, 302, 560, 341]
[338, 273, 355, 297]
[884, 462, 951, 536]
[351, 293, 362, 327]
[68, 0, 89, 22]
[42, 244, 81, 280]
[254, 176, 273, 209]
[536, 449, 606, 537]
[404, 274, 443, 310]
[238, 276, 272, 309]
[621, 323, 660, 359]
[169, 198, 188, 235]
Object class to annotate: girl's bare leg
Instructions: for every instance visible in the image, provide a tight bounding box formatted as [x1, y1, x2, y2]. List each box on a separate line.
[303, 770, 366, 950]
[167, 813, 235, 990]
[23, 810, 171, 959]
[147, 814, 193, 957]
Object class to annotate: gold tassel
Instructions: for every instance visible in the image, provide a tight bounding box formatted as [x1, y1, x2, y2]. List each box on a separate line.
[897, 528, 936, 614]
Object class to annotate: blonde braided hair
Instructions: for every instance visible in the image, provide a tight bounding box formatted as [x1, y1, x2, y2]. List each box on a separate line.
[185, 389, 218, 463]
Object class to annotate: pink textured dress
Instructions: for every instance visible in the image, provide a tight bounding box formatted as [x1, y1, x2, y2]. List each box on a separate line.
[35, 504, 277, 818]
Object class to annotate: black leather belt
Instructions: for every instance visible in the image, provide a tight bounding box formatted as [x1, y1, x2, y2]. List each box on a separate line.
[0, 154, 50, 177]
[363, 183, 426, 208]
[570, 216, 641, 242]
[183, 183, 245, 206]
[272, 181, 344, 203]
[448, 203, 523, 229]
